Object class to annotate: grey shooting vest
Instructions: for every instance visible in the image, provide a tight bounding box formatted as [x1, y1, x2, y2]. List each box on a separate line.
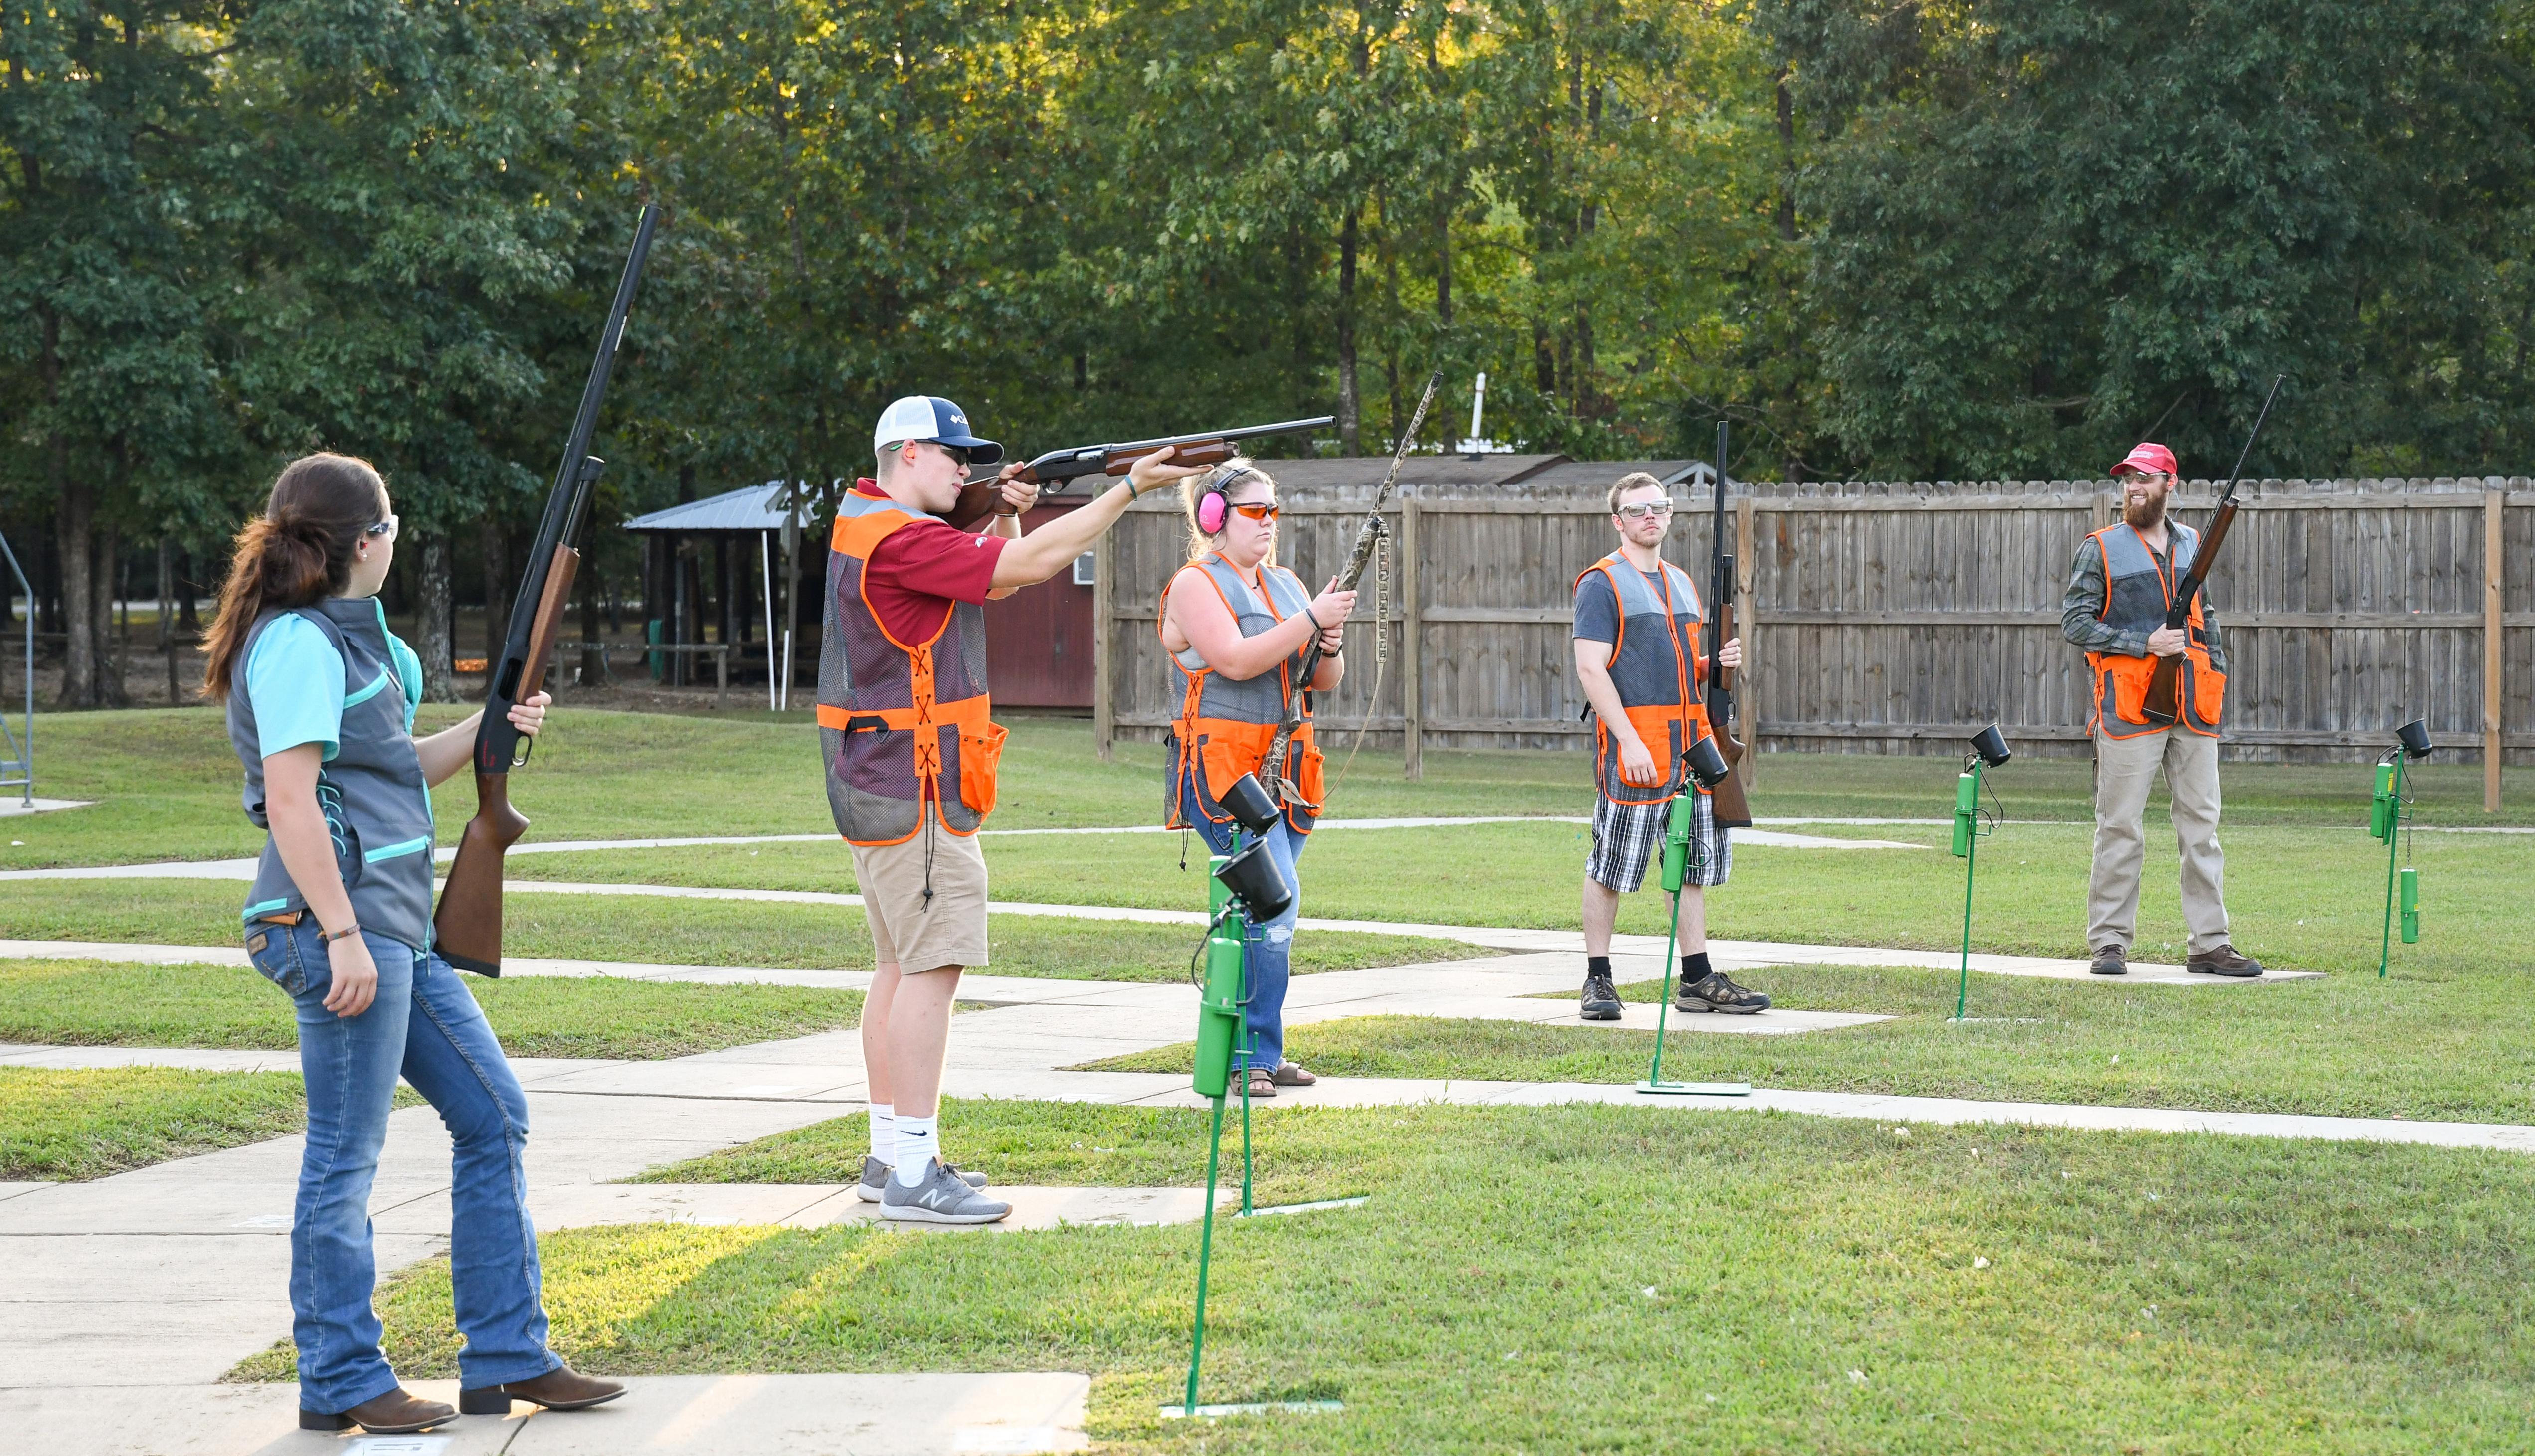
[1576, 554, 1709, 805]
[1164, 554, 1320, 833]
[2088, 521, 2224, 737]
[228, 599, 437, 950]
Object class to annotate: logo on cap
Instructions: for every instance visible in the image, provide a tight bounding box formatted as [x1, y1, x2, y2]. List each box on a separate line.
[2111, 442, 2178, 478]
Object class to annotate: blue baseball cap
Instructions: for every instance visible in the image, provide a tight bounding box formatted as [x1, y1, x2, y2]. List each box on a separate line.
[873, 396, 1003, 465]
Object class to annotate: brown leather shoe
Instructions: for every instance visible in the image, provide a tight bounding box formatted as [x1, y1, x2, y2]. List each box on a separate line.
[300, 1388, 457, 1433]
[2089, 945, 2128, 976]
[458, 1364, 627, 1415]
[2187, 944, 2264, 977]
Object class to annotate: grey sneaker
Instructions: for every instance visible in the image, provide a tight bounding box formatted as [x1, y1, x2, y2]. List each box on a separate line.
[1676, 971, 1769, 1014]
[879, 1158, 1012, 1224]
[1580, 971, 1622, 1021]
[2089, 945, 2128, 976]
[857, 1153, 988, 1203]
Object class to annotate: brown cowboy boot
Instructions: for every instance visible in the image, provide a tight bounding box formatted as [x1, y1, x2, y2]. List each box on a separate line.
[300, 1388, 457, 1433]
[458, 1364, 627, 1415]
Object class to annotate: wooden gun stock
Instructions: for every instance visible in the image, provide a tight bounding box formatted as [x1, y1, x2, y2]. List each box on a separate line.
[432, 772, 527, 975]
[431, 546, 577, 974]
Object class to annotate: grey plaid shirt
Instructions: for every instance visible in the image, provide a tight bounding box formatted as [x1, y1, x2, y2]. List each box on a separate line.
[2061, 532, 2228, 676]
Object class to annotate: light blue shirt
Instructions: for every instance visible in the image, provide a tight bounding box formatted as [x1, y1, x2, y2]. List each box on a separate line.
[242, 602, 422, 760]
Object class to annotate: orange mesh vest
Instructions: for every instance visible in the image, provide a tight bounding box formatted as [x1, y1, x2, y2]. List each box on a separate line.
[1576, 553, 1713, 805]
[2085, 522, 2225, 740]
[1161, 554, 1323, 834]
[815, 491, 1007, 845]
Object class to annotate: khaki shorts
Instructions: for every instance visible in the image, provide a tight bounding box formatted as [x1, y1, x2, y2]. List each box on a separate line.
[851, 825, 991, 973]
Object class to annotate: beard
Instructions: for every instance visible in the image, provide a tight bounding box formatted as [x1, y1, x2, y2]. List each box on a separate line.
[2123, 491, 2168, 531]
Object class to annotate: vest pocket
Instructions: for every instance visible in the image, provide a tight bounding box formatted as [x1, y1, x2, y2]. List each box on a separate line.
[1292, 740, 1326, 809]
[2188, 662, 2226, 728]
[956, 721, 1008, 817]
[2107, 663, 2151, 726]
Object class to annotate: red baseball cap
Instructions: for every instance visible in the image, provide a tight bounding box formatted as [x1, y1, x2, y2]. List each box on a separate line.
[2111, 442, 2178, 477]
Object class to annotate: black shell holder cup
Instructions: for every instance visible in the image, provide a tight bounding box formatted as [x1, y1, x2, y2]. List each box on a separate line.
[1210, 773, 1294, 920]
[2395, 718, 2434, 762]
[1682, 735, 1732, 790]
[1970, 722, 2013, 769]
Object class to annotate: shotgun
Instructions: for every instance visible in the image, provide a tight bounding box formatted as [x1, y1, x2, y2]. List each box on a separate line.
[2141, 374, 2285, 727]
[432, 204, 660, 975]
[1259, 373, 1442, 804]
[940, 416, 1335, 529]
[1706, 422, 1753, 827]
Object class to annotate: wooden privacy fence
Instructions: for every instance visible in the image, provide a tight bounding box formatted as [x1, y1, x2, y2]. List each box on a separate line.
[1089, 476, 2530, 809]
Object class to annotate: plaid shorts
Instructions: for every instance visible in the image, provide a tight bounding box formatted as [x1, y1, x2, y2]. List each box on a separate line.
[1588, 790, 1732, 893]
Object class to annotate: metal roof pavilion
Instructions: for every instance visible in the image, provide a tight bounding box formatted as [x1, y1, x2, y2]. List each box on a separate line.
[622, 481, 804, 534]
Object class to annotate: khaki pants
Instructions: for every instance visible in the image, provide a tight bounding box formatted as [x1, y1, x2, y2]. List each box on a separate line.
[2089, 726, 2231, 955]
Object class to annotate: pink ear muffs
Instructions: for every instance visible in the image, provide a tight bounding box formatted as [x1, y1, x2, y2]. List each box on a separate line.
[1197, 465, 1258, 536]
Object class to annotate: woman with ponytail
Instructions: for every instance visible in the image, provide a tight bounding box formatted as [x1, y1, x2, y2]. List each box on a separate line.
[204, 454, 622, 1435]
[1156, 459, 1353, 1100]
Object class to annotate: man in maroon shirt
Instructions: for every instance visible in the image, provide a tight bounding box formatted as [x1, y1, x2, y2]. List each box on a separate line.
[833, 395, 1203, 1222]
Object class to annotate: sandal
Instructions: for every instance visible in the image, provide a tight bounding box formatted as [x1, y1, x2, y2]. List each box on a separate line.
[1272, 1062, 1316, 1087]
[1243, 1070, 1279, 1099]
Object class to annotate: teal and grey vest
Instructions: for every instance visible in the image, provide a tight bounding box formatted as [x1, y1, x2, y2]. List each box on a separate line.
[1163, 554, 1321, 833]
[228, 600, 437, 949]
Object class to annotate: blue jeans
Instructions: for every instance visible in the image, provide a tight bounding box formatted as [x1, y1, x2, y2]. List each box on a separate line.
[1180, 778, 1307, 1072]
[247, 921, 559, 1411]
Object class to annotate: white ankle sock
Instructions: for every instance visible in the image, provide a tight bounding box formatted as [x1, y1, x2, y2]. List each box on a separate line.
[868, 1103, 895, 1162]
[893, 1116, 939, 1186]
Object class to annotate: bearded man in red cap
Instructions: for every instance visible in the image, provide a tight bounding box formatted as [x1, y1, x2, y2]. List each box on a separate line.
[2061, 442, 2263, 978]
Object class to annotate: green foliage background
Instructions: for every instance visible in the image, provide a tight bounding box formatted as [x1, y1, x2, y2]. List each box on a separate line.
[8, 0, 2532, 609]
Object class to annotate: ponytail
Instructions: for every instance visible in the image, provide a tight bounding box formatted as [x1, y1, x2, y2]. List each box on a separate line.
[200, 454, 390, 700]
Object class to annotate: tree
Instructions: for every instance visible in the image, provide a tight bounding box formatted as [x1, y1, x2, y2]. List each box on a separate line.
[1767, 0, 2535, 479]
[0, 2, 235, 706]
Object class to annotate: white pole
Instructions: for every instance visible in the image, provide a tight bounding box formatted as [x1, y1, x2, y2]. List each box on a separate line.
[1467, 372, 1488, 452]
[760, 529, 777, 711]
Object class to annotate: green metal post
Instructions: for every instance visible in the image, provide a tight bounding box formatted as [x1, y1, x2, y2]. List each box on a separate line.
[2378, 754, 2406, 978]
[1640, 873, 1690, 1088]
[1955, 760, 1982, 1021]
[1183, 1093, 1227, 1416]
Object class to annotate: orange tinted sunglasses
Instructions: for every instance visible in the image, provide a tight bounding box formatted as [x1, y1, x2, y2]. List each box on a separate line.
[1228, 502, 1279, 522]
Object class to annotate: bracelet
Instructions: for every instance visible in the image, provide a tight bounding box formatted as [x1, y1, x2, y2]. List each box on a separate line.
[1303, 607, 1325, 631]
[319, 922, 361, 944]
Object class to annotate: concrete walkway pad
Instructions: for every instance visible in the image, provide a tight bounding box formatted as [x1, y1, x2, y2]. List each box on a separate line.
[0, 1372, 1090, 1456]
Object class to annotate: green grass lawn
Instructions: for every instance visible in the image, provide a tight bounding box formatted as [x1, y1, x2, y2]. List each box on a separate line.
[10, 706, 2528, 871]
[0, 1065, 314, 1180]
[228, 1101, 2535, 1453]
[0, 881, 1476, 982]
[1077, 948, 2535, 1123]
[0, 958, 866, 1060]
[501, 814, 2531, 975]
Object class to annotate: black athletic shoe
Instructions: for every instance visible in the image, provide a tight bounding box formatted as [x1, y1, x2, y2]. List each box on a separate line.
[1676, 971, 1769, 1014]
[2089, 945, 2128, 977]
[1580, 970, 1622, 1021]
